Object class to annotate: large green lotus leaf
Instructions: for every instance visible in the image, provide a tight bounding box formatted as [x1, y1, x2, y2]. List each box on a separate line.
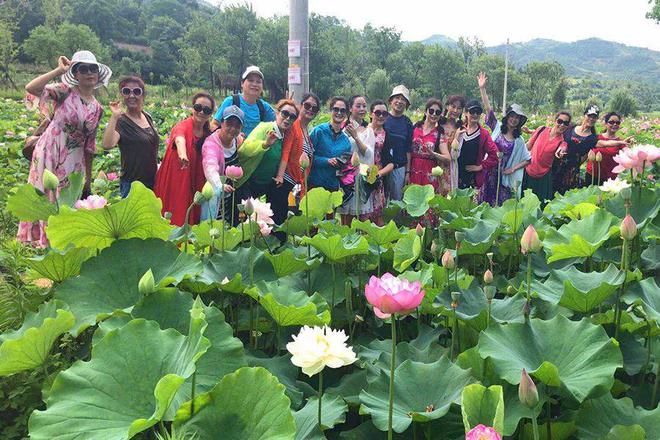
[191, 220, 245, 251]
[27, 246, 91, 283]
[477, 315, 622, 403]
[53, 238, 203, 335]
[393, 231, 422, 272]
[359, 357, 474, 433]
[46, 182, 172, 251]
[246, 353, 307, 408]
[483, 190, 541, 233]
[543, 185, 600, 217]
[403, 184, 435, 217]
[55, 171, 85, 208]
[303, 233, 369, 262]
[575, 393, 660, 439]
[247, 280, 331, 327]
[6, 183, 57, 221]
[640, 242, 659, 272]
[29, 316, 210, 440]
[623, 277, 660, 322]
[543, 209, 620, 263]
[265, 248, 321, 277]
[300, 187, 343, 220]
[560, 202, 600, 221]
[603, 425, 646, 440]
[432, 187, 478, 214]
[294, 394, 348, 437]
[519, 421, 577, 440]
[458, 219, 501, 255]
[534, 264, 625, 312]
[460, 384, 504, 434]
[604, 187, 660, 228]
[352, 219, 403, 245]
[341, 407, 465, 439]
[326, 369, 368, 406]
[501, 383, 547, 436]
[280, 214, 313, 236]
[174, 367, 296, 440]
[433, 282, 526, 331]
[0, 300, 74, 376]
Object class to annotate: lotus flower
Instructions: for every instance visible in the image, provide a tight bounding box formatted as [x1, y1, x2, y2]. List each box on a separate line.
[431, 166, 444, 176]
[599, 178, 631, 194]
[106, 172, 119, 181]
[612, 144, 660, 175]
[520, 225, 542, 254]
[242, 198, 274, 236]
[364, 273, 425, 319]
[620, 214, 637, 240]
[75, 195, 108, 210]
[466, 424, 502, 440]
[286, 326, 357, 377]
[225, 165, 244, 180]
[518, 369, 539, 408]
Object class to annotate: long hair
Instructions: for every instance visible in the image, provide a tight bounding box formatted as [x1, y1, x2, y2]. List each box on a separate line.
[500, 114, 522, 139]
[413, 98, 445, 152]
[438, 94, 466, 129]
[347, 94, 369, 127]
[192, 91, 215, 150]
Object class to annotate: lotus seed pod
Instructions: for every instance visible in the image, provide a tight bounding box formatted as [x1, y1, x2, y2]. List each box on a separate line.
[351, 151, 360, 167]
[93, 178, 107, 192]
[42, 169, 59, 191]
[507, 285, 515, 294]
[299, 152, 310, 170]
[455, 231, 465, 243]
[431, 166, 444, 177]
[620, 187, 632, 200]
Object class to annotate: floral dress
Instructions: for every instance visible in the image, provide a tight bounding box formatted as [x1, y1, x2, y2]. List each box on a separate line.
[478, 136, 514, 206]
[17, 84, 102, 247]
[369, 129, 387, 223]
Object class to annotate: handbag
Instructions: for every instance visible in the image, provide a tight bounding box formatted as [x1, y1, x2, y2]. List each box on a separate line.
[22, 117, 51, 161]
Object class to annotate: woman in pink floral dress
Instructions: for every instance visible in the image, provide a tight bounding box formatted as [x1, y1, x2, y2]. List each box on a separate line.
[18, 51, 110, 247]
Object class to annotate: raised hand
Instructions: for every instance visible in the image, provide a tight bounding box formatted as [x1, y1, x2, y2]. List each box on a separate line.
[265, 131, 278, 147]
[58, 56, 71, 73]
[109, 101, 122, 118]
[477, 72, 487, 89]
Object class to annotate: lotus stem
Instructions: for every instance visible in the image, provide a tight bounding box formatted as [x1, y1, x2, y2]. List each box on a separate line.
[248, 215, 255, 347]
[614, 238, 627, 340]
[355, 172, 360, 219]
[487, 300, 492, 328]
[304, 176, 311, 294]
[651, 363, 658, 409]
[183, 203, 194, 253]
[388, 315, 397, 440]
[597, 162, 601, 186]
[231, 191, 236, 227]
[220, 189, 226, 252]
[532, 417, 540, 440]
[318, 370, 324, 429]
[546, 396, 552, 440]
[331, 262, 336, 314]
[590, 163, 595, 186]
[525, 253, 532, 321]
[190, 371, 196, 417]
[495, 158, 502, 206]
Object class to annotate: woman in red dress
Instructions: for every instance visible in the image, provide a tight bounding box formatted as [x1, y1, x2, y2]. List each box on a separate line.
[154, 92, 214, 225]
[410, 98, 451, 194]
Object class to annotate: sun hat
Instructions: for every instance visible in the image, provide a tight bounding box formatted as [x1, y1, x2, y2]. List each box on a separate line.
[241, 65, 264, 81]
[465, 99, 483, 113]
[61, 50, 112, 89]
[505, 103, 528, 126]
[584, 104, 600, 117]
[221, 105, 245, 125]
[389, 85, 411, 105]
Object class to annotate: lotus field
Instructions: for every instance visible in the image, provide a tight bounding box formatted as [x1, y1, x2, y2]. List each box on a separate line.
[0, 97, 659, 439]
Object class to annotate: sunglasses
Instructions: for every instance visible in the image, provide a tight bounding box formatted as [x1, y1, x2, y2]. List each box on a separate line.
[556, 118, 571, 126]
[468, 108, 483, 116]
[193, 103, 213, 115]
[303, 102, 319, 114]
[121, 87, 143, 97]
[280, 109, 298, 121]
[76, 64, 99, 75]
[607, 120, 621, 125]
[373, 110, 389, 118]
[427, 108, 442, 116]
[332, 107, 347, 115]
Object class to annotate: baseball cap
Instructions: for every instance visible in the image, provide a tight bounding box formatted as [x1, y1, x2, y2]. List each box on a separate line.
[466, 99, 483, 112]
[241, 65, 264, 81]
[222, 105, 245, 124]
[584, 104, 600, 116]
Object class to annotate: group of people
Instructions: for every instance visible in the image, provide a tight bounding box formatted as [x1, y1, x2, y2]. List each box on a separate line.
[18, 50, 632, 247]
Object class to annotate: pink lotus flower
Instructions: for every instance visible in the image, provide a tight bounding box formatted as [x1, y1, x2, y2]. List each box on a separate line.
[612, 145, 660, 176]
[75, 195, 108, 210]
[242, 198, 274, 237]
[225, 165, 244, 180]
[466, 424, 501, 440]
[257, 220, 272, 236]
[364, 273, 424, 319]
[107, 172, 118, 181]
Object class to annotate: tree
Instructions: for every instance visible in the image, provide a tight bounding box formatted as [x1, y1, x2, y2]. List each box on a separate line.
[521, 61, 564, 111]
[22, 25, 60, 67]
[0, 22, 18, 88]
[607, 89, 638, 116]
[457, 36, 485, 68]
[421, 44, 468, 99]
[145, 16, 185, 44]
[647, 0, 660, 22]
[254, 16, 289, 100]
[178, 12, 228, 92]
[219, 4, 259, 82]
[551, 78, 569, 110]
[362, 24, 402, 70]
[57, 22, 111, 62]
[366, 69, 391, 101]
[388, 42, 426, 90]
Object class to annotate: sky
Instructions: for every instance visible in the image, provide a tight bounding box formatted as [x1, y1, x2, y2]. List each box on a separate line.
[212, 0, 660, 51]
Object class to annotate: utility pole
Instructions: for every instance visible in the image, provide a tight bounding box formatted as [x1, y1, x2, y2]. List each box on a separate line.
[288, 0, 309, 103]
[502, 38, 509, 115]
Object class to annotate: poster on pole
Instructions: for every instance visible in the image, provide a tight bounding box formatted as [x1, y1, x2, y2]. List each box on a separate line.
[288, 40, 301, 57]
[288, 66, 302, 85]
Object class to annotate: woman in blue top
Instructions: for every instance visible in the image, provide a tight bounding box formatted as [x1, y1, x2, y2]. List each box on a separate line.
[309, 97, 352, 191]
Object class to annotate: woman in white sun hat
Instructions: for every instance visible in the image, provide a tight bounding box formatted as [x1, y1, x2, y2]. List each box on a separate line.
[18, 51, 111, 247]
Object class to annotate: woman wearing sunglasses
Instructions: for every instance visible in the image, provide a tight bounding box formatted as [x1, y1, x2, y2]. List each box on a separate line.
[478, 72, 531, 205]
[367, 100, 395, 225]
[410, 98, 451, 195]
[154, 92, 215, 226]
[522, 112, 571, 203]
[585, 112, 632, 184]
[18, 51, 110, 247]
[308, 97, 352, 191]
[235, 99, 299, 240]
[102, 76, 159, 198]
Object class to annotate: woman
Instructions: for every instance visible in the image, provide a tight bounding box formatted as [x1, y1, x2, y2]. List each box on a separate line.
[450, 99, 499, 194]
[338, 95, 376, 221]
[585, 112, 631, 184]
[522, 112, 571, 203]
[368, 100, 394, 225]
[154, 92, 214, 226]
[275, 92, 321, 199]
[478, 72, 531, 205]
[18, 51, 109, 247]
[410, 98, 451, 195]
[236, 99, 299, 237]
[102, 76, 159, 198]
[439, 95, 466, 144]
[200, 105, 245, 223]
[308, 97, 352, 191]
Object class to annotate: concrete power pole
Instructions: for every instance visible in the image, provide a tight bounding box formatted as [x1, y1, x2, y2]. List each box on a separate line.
[288, 0, 309, 103]
[502, 38, 509, 115]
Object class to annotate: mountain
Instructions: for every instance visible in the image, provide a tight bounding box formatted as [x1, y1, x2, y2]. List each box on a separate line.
[420, 35, 660, 83]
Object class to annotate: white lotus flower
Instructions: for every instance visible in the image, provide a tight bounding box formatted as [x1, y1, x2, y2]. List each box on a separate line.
[599, 178, 631, 194]
[286, 326, 357, 377]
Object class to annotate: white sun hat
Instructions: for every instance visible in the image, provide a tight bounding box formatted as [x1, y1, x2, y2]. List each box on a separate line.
[61, 50, 112, 89]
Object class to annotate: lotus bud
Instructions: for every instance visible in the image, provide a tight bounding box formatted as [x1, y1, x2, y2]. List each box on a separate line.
[620, 214, 637, 240]
[430, 240, 438, 257]
[97, 170, 108, 180]
[351, 151, 360, 167]
[42, 169, 59, 192]
[620, 187, 632, 200]
[507, 285, 515, 295]
[244, 198, 255, 215]
[193, 191, 204, 205]
[431, 166, 444, 177]
[416, 223, 424, 237]
[455, 231, 465, 243]
[93, 178, 107, 192]
[595, 152, 603, 162]
[209, 228, 221, 239]
[138, 269, 155, 295]
[483, 269, 493, 285]
[450, 291, 461, 308]
[648, 174, 655, 181]
[587, 150, 596, 162]
[202, 181, 214, 200]
[520, 225, 542, 254]
[441, 250, 455, 269]
[299, 152, 310, 170]
[484, 285, 496, 301]
[354, 314, 364, 323]
[518, 369, 539, 408]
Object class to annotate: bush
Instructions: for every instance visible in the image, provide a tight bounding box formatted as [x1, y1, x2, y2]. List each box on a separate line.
[608, 88, 638, 116]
